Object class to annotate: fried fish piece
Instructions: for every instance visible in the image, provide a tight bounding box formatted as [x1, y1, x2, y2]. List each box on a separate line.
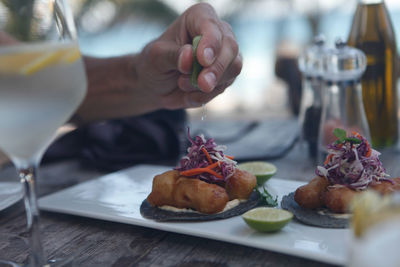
[322, 177, 400, 214]
[147, 170, 229, 214]
[321, 186, 359, 213]
[370, 177, 400, 195]
[147, 170, 180, 207]
[225, 169, 257, 200]
[294, 176, 330, 209]
[173, 177, 229, 214]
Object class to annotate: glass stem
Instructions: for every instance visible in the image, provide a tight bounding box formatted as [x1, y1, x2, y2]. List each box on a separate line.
[18, 164, 45, 267]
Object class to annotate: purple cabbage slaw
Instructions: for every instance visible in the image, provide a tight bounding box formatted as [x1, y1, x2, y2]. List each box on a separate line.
[176, 130, 237, 185]
[316, 133, 389, 190]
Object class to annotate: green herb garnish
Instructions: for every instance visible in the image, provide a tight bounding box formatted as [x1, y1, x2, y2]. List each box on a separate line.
[255, 185, 278, 207]
[334, 128, 362, 145]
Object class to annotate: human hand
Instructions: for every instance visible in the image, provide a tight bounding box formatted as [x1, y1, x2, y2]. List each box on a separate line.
[136, 3, 242, 109]
[75, 3, 242, 124]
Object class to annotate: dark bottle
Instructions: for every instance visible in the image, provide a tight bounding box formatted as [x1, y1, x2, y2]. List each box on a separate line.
[348, 0, 398, 148]
[298, 35, 326, 158]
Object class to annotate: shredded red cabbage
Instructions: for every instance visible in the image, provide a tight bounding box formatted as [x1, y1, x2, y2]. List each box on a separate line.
[176, 129, 237, 185]
[316, 132, 389, 190]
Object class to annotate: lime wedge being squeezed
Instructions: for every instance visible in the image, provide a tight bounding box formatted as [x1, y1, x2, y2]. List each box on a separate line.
[191, 35, 202, 88]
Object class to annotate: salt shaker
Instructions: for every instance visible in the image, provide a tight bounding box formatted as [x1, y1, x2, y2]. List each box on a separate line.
[318, 39, 370, 163]
[298, 35, 326, 158]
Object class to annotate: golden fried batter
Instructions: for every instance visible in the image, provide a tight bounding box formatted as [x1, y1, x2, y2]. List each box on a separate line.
[321, 178, 400, 214]
[294, 177, 400, 214]
[294, 176, 329, 209]
[225, 169, 256, 200]
[370, 177, 400, 195]
[173, 177, 229, 214]
[147, 170, 180, 207]
[147, 170, 229, 214]
[321, 186, 359, 213]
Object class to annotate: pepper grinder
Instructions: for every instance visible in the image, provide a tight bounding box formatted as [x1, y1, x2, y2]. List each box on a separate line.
[318, 39, 370, 163]
[298, 35, 326, 158]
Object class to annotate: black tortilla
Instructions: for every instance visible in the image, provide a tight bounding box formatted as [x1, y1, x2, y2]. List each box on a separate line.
[281, 192, 349, 228]
[140, 190, 260, 222]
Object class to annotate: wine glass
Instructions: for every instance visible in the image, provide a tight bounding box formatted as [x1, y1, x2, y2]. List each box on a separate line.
[0, 1, 87, 266]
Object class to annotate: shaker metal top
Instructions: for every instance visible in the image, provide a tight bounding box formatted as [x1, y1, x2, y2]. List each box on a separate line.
[322, 38, 367, 82]
[298, 34, 327, 77]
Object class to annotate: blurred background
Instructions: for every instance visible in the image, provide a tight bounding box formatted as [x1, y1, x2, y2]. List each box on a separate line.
[69, 0, 400, 121]
[2, 0, 400, 165]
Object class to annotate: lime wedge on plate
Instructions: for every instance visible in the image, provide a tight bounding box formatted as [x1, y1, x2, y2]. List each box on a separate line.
[237, 161, 277, 185]
[242, 207, 293, 232]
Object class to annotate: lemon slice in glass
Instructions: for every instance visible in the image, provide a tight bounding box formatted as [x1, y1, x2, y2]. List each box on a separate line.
[62, 47, 81, 63]
[20, 50, 66, 75]
[0, 52, 42, 74]
[242, 207, 293, 232]
[0, 45, 81, 75]
[237, 161, 277, 185]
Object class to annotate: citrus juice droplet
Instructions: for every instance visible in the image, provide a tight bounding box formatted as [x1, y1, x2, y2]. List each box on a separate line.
[201, 104, 207, 121]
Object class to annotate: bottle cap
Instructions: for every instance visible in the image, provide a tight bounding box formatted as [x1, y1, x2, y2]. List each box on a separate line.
[322, 38, 366, 82]
[298, 34, 327, 77]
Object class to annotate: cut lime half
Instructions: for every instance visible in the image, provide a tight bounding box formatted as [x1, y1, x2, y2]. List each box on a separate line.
[237, 161, 277, 185]
[242, 207, 293, 232]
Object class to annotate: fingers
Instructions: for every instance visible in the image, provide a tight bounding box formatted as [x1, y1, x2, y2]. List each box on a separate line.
[195, 22, 222, 67]
[161, 86, 227, 110]
[145, 40, 192, 73]
[147, 2, 242, 111]
[184, 3, 222, 67]
[184, 5, 241, 93]
[218, 52, 243, 84]
[178, 72, 237, 93]
[199, 21, 240, 92]
[178, 74, 198, 92]
[196, 38, 241, 92]
[178, 44, 193, 74]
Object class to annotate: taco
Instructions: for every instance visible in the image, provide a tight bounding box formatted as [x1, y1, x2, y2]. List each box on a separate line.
[140, 130, 260, 221]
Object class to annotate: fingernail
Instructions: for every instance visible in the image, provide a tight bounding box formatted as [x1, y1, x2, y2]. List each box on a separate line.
[204, 48, 214, 65]
[204, 72, 216, 90]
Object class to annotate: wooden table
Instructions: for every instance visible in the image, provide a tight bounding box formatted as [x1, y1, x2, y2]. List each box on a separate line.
[1, 142, 399, 266]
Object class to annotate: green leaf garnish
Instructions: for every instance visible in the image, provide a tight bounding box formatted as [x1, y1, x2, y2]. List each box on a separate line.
[344, 137, 362, 144]
[334, 128, 347, 140]
[255, 185, 278, 207]
[333, 128, 362, 145]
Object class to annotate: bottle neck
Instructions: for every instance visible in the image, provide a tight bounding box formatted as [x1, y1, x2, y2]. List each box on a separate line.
[359, 0, 383, 4]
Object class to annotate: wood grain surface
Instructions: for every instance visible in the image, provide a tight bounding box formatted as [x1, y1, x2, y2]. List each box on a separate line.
[2, 142, 399, 266]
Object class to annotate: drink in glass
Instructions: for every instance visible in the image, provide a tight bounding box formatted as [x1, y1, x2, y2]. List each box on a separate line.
[0, 1, 87, 266]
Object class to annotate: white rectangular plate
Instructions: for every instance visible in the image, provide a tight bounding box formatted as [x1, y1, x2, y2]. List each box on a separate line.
[38, 164, 349, 265]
